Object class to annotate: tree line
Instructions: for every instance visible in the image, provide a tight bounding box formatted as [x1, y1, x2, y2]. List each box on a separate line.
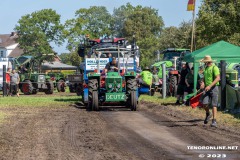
[15, 1, 240, 67]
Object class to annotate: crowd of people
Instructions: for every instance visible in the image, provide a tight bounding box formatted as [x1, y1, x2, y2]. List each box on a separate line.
[5, 68, 20, 97]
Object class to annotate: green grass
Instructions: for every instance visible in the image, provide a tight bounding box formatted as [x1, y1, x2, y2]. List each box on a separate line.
[0, 96, 80, 108]
[139, 94, 176, 105]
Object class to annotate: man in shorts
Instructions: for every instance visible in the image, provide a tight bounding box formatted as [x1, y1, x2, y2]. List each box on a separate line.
[10, 69, 20, 97]
[199, 55, 220, 127]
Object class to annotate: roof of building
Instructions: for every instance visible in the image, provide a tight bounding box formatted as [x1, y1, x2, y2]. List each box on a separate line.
[0, 32, 18, 48]
[42, 61, 77, 70]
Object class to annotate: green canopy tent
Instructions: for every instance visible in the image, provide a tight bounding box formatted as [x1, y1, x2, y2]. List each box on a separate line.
[183, 40, 240, 95]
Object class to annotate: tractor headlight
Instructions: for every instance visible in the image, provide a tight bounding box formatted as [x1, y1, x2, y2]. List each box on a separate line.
[108, 84, 112, 88]
[117, 84, 121, 88]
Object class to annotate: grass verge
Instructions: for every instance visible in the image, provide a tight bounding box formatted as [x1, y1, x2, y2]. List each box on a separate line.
[0, 96, 80, 108]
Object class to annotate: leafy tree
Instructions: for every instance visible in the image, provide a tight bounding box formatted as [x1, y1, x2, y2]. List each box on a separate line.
[64, 6, 113, 51]
[59, 52, 82, 66]
[159, 21, 192, 50]
[196, 0, 240, 47]
[15, 9, 64, 58]
[113, 3, 164, 67]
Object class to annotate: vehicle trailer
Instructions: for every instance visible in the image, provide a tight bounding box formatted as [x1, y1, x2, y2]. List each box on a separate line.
[77, 37, 139, 111]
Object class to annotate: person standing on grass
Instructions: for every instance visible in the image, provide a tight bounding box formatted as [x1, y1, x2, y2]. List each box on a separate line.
[199, 55, 220, 127]
[175, 62, 189, 105]
[6, 68, 12, 96]
[10, 69, 20, 97]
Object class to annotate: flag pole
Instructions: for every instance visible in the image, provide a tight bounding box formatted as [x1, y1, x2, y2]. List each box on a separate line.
[190, 0, 196, 52]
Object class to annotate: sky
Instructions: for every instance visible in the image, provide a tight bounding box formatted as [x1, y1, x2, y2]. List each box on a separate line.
[0, 0, 202, 53]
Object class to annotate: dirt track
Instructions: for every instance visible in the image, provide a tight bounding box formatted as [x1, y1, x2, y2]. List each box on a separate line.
[0, 97, 239, 160]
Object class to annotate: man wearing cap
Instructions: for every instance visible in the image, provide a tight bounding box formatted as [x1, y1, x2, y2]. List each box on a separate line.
[139, 67, 153, 87]
[200, 55, 220, 127]
[175, 62, 189, 105]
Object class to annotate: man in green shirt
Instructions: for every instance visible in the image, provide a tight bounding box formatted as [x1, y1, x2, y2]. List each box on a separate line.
[199, 55, 220, 127]
[139, 67, 153, 87]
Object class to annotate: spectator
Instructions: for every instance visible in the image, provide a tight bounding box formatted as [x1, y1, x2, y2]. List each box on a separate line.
[138, 67, 153, 87]
[182, 67, 194, 106]
[175, 62, 189, 105]
[10, 69, 20, 97]
[6, 68, 12, 96]
[199, 55, 220, 127]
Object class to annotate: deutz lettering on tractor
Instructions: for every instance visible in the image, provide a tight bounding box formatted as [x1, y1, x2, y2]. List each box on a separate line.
[77, 37, 139, 111]
[15, 55, 54, 95]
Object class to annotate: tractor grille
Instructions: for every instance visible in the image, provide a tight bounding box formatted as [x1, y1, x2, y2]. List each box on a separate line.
[106, 77, 122, 92]
[38, 75, 46, 83]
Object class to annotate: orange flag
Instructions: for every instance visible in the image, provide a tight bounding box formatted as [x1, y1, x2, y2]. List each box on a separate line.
[187, 0, 195, 11]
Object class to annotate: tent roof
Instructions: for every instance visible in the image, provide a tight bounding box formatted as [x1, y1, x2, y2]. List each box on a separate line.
[184, 41, 240, 63]
[42, 61, 77, 70]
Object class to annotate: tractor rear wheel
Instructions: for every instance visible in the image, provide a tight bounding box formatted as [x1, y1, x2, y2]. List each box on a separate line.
[130, 91, 137, 111]
[21, 80, 33, 95]
[126, 78, 137, 93]
[169, 75, 178, 97]
[88, 79, 98, 111]
[57, 79, 65, 92]
[45, 80, 54, 94]
[126, 78, 138, 111]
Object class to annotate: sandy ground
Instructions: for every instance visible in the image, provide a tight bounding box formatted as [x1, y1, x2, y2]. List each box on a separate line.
[0, 96, 239, 160]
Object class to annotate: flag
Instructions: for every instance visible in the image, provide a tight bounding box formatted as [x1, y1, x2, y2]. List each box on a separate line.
[187, 0, 195, 11]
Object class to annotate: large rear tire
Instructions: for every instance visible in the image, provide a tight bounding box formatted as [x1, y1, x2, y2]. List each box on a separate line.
[45, 80, 54, 94]
[21, 80, 33, 95]
[169, 75, 177, 97]
[126, 78, 138, 111]
[57, 79, 65, 92]
[130, 91, 137, 111]
[88, 79, 98, 111]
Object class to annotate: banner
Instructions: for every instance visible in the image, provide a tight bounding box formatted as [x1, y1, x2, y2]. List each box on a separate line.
[187, 0, 195, 11]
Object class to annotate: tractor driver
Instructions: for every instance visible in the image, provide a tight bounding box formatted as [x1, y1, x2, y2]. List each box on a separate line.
[104, 57, 118, 73]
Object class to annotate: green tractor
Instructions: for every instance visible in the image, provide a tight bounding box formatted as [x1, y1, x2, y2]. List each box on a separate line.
[78, 37, 139, 111]
[15, 56, 54, 95]
[153, 48, 191, 96]
[47, 71, 66, 92]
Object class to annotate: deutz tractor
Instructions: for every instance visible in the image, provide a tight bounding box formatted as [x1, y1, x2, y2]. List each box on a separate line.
[15, 56, 54, 95]
[77, 37, 138, 111]
[154, 48, 191, 96]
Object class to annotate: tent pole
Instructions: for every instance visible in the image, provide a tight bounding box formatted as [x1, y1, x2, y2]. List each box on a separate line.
[220, 60, 226, 110]
[193, 62, 199, 94]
